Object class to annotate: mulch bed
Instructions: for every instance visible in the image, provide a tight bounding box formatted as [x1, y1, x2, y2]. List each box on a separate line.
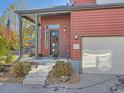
[0, 62, 37, 84]
[0, 71, 25, 83]
[45, 72, 81, 85]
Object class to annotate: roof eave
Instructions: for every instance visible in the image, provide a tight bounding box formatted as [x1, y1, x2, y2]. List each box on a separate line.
[15, 3, 124, 14]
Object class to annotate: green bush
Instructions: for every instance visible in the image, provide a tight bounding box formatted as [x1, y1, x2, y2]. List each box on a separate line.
[4, 54, 14, 64]
[12, 62, 31, 77]
[0, 36, 10, 59]
[29, 53, 35, 57]
[52, 61, 73, 78]
[0, 63, 6, 72]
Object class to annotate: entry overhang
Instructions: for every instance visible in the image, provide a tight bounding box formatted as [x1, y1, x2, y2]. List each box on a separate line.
[21, 11, 70, 25]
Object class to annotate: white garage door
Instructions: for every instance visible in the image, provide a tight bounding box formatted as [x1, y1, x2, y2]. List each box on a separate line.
[82, 36, 124, 75]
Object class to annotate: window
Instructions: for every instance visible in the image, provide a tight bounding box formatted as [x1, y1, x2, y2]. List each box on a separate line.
[45, 29, 49, 49]
[47, 24, 60, 29]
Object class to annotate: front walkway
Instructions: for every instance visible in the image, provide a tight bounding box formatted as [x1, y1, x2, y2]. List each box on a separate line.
[23, 63, 55, 85]
[0, 74, 123, 93]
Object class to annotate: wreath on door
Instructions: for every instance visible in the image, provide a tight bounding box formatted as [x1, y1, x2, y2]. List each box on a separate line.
[53, 35, 58, 43]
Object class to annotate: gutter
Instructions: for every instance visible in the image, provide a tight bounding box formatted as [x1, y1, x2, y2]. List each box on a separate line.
[15, 3, 124, 14]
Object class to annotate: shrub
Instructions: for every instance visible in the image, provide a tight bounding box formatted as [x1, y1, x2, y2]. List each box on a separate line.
[4, 54, 14, 64]
[29, 53, 35, 57]
[0, 63, 6, 72]
[12, 62, 31, 77]
[0, 36, 10, 59]
[52, 61, 73, 78]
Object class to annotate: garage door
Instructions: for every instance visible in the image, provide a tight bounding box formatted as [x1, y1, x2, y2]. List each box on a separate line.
[82, 36, 124, 74]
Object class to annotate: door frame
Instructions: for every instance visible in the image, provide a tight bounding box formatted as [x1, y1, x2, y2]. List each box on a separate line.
[49, 30, 60, 57]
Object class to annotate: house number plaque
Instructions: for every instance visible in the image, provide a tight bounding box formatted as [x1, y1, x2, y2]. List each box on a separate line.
[73, 44, 80, 49]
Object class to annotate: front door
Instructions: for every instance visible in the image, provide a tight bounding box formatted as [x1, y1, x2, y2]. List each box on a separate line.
[50, 30, 59, 57]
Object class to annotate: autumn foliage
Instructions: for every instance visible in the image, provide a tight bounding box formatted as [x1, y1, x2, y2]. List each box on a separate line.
[0, 25, 18, 50]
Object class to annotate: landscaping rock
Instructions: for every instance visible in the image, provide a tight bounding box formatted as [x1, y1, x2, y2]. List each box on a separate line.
[45, 72, 80, 85]
[0, 72, 4, 76]
[110, 76, 124, 93]
[60, 75, 70, 82]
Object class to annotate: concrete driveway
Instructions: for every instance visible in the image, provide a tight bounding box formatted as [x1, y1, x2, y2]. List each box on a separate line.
[0, 74, 123, 93]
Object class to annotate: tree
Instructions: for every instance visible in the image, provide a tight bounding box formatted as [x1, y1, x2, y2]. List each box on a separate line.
[0, 4, 16, 30]
[5, 30, 18, 50]
[0, 33, 10, 59]
[0, 4, 19, 50]
[0, 3, 33, 51]
[0, 37, 10, 58]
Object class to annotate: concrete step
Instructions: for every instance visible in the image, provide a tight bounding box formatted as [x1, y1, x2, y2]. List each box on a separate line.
[23, 77, 46, 85]
[26, 73, 48, 78]
[23, 80, 45, 85]
[37, 64, 54, 69]
[24, 77, 46, 82]
[23, 75, 46, 85]
[27, 70, 51, 77]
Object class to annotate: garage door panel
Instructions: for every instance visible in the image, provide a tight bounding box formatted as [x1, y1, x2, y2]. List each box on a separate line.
[82, 36, 124, 74]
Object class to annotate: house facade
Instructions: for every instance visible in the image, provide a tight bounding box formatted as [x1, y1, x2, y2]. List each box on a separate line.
[16, 0, 124, 61]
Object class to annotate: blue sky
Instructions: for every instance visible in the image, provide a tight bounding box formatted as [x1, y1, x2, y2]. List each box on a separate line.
[0, 0, 69, 16]
[0, 0, 15, 16]
[28, 0, 69, 9]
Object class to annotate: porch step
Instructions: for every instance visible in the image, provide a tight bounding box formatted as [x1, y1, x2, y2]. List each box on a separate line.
[23, 63, 55, 85]
[26, 72, 48, 78]
[20, 57, 70, 63]
[23, 77, 46, 84]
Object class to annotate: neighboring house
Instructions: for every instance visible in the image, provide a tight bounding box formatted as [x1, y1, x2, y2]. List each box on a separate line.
[15, 0, 124, 74]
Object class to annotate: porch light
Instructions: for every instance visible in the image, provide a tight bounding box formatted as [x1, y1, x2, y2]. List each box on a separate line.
[74, 33, 78, 40]
[63, 27, 66, 32]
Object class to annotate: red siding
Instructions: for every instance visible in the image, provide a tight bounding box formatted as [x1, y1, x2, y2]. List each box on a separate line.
[73, 0, 96, 5]
[71, 8, 124, 60]
[40, 14, 70, 57]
